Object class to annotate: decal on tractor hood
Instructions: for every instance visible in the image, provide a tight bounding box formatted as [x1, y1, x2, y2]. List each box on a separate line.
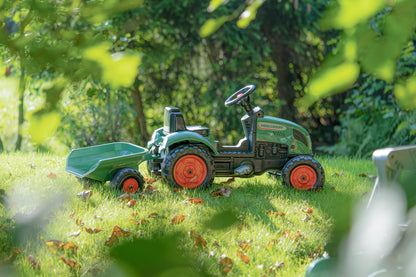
[257, 122, 287, 131]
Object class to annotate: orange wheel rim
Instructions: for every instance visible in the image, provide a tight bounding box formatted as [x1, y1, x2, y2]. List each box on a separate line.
[290, 165, 317, 190]
[173, 155, 207, 189]
[123, 178, 139, 193]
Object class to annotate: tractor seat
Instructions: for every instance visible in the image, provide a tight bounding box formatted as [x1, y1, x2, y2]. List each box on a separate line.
[164, 107, 210, 137]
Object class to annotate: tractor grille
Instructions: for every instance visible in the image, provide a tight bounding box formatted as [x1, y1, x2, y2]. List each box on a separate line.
[293, 129, 308, 147]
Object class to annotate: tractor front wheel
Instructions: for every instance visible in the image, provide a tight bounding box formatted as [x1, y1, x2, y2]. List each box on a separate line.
[282, 156, 325, 190]
[110, 168, 145, 194]
[161, 145, 215, 189]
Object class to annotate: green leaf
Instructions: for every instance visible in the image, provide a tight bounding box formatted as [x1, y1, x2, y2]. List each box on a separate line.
[207, 0, 226, 13]
[299, 61, 360, 110]
[394, 77, 416, 110]
[27, 110, 61, 144]
[396, 121, 408, 133]
[320, 0, 386, 30]
[199, 16, 229, 38]
[237, 0, 265, 29]
[83, 43, 141, 88]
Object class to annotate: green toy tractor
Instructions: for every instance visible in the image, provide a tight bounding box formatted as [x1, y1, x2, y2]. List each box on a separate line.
[146, 85, 325, 190]
[66, 85, 325, 193]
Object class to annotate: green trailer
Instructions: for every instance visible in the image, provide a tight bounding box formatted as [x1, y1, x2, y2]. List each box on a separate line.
[66, 142, 152, 193]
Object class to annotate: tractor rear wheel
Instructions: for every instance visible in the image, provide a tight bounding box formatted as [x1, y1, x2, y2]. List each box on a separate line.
[282, 156, 325, 190]
[161, 145, 215, 189]
[110, 168, 145, 194]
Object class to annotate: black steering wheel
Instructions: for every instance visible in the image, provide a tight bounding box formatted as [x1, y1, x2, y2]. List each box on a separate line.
[224, 85, 256, 107]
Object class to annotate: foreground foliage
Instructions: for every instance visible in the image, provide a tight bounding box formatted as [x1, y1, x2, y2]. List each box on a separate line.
[0, 153, 375, 276]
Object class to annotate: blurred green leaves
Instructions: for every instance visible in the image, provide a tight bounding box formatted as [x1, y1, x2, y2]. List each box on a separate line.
[395, 77, 416, 110]
[300, 0, 416, 110]
[199, 16, 230, 38]
[83, 43, 141, 88]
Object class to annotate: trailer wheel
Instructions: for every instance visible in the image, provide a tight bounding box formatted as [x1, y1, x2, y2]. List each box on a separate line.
[110, 168, 145, 194]
[161, 145, 215, 189]
[282, 156, 325, 190]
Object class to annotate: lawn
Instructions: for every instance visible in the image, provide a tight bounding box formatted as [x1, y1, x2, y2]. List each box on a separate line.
[0, 153, 376, 276]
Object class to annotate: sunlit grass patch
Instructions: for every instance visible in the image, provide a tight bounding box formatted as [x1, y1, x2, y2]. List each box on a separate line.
[0, 153, 376, 276]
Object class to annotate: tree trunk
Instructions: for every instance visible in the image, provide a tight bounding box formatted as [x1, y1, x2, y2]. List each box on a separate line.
[131, 81, 149, 144]
[0, 137, 4, 153]
[15, 58, 25, 151]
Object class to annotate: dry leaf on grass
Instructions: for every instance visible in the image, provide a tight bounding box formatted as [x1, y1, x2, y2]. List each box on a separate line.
[239, 241, 252, 251]
[267, 211, 285, 216]
[192, 234, 207, 249]
[127, 199, 136, 207]
[77, 190, 93, 201]
[170, 214, 185, 225]
[211, 186, 232, 198]
[47, 172, 57, 179]
[302, 208, 313, 214]
[148, 213, 166, 219]
[129, 219, 149, 225]
[85, 227, 102, 234]
[68, 230, 81, 237]
[27, 255, 40, 269]
[0, 248, 21, 263]
[183, 198, 204, 204]
[269, 261, 285, 272]
[104, 226, 131, 247]
[144, 178, 156, 184]
[117, 194, 132, 202]
[75, 219, 84, 226]
[236, 249, 250, 263]
[218, 255, 233, 275]
[61, 256, 81, 270]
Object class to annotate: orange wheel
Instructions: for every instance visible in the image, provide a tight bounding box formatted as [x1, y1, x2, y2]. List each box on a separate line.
[161, 145, 215, 190]
[282, 156, 325, 191]
[123, 178, 139, 193]
[290, 165, 317, 190]
[110, 168, 144, 194]
[173, 155, 207, 189]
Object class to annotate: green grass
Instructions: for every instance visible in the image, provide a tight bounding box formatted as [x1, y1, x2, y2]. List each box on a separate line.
[0, 153, 376, 276]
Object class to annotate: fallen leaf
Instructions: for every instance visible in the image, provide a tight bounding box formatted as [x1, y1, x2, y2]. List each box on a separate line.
[302, 208, 313, 214]
[61, 241, 79, 251]
[0, 248, 21, 263]
[218, 255, 233, 275]
[75, 219, 84, 226]
[112, 226, 131, 238]
[211, 186, 232, 198]
[302, 216, 312, 222]
[77, 190, 93, 201]
[61, 256, 81, 270]
[47, 172, 57, 179]
[94, 215, 103, 221]
[293, 230, 302, 239]
[170, 214, 185, 225]
[117, 193, 132, 202]
[237, 223, 250, 230]
[331, 172, 345, 177]
[85, 227, 102, 234]
[69, 230, 81, 237]
[131, 212, 139, 217]
[183, 198, 204, 204]
[193, 234, 207, 249]
[239, 241, 252, 251]
[213, 241, 220, 247]
[139, 185, 158, 197]
[359, 173, 367, 177]
[144, 178, 156, 184]
[266, 239, 280, 249]
[148, 213, 166, 218]
[282, 230, 291, 236]
[27, 255, 40, 269]
[173, 188, 183, 193]
[267, 211, 285, 216]
[236, 249, 250, 263]
[269, 261, 285, 272]
[69, 212, 75, 218]
[127, 199, 136, 207]
[41, 237, 62, 254]
[104, 233, 118, 247]
[129, 219, 149, 225]
[220, 177, 235, 185]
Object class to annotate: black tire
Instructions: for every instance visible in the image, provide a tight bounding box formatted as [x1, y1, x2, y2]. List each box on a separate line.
[161, 145, 215, 189]
[110, 168, 145, 194]
[282, 156, 325, 190]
